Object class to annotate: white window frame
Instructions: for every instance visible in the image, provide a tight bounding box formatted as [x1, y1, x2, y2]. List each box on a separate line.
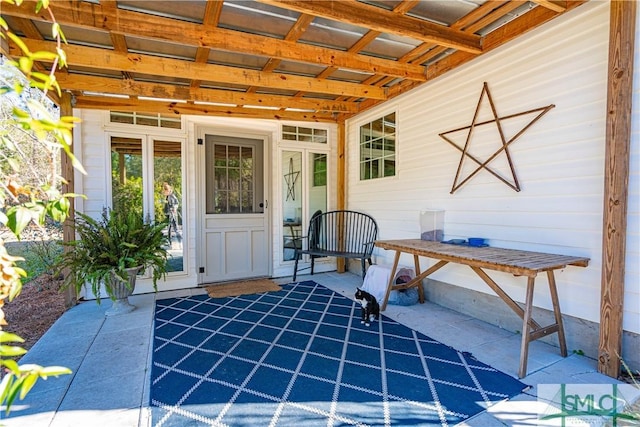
[105, 130, 187, 277]
[358, 110, 397, 181]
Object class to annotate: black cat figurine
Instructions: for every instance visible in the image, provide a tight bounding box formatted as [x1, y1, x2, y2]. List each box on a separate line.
[355, 288, 380, 327]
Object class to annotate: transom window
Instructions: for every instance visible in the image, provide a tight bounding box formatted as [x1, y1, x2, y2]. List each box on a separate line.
[110, 111, 181, 129]
[282, 125, 327, 144]
[360, 112, 396, 180]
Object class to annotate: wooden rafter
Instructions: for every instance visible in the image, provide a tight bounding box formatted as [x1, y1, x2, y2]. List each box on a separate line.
[291, 0, 420, 104]
[191, 0, 225, 91]
[354, 0, 586, 114]
[244, 13, 316, 102]
[257, 0, 483, 53]
[335, 0, 506, 109]
[530, 0, 567, 13]
[99, 0, 134, 85]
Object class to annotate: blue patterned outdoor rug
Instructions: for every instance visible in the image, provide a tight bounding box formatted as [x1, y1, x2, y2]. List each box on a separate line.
[150, 281, 528, 426]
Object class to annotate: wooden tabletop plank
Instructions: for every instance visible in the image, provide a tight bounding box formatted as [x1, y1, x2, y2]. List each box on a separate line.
[375, 239, 590, 277]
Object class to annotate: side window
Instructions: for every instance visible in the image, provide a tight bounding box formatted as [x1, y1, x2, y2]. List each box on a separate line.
[360, 112, 396, 180]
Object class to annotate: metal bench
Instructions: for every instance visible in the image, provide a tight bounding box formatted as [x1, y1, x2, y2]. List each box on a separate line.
[293, 210, 378, 281]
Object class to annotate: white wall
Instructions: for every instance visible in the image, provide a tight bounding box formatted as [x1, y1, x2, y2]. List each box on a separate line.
[346, 1, 639, 334]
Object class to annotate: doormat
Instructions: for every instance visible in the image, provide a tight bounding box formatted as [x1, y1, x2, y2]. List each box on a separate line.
[151, 280, 529, 426]
[204, 278, 281, 298]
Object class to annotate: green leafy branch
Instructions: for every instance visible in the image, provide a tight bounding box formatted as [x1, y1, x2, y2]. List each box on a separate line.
[0, 0, 86, 415]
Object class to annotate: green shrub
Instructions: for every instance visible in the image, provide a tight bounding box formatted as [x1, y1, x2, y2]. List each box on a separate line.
[24, 240, 62, 281]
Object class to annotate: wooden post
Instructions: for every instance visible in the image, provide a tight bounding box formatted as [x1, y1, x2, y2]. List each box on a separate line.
[598, 0, 636, 378]
[337, 121, 346, 273]
[59, 91, 78, 309]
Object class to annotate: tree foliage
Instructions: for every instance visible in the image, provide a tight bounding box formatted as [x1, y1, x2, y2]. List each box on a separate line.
[0, 0, 84, 414]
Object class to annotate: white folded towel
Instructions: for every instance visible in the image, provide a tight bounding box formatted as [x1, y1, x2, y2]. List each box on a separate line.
[361, 265, 415, 304]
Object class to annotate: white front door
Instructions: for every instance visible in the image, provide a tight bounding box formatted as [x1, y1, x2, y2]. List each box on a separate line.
[198, 132, 270, 284]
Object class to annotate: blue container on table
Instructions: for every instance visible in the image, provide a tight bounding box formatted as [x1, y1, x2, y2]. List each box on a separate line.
[468, 237, 487, 247]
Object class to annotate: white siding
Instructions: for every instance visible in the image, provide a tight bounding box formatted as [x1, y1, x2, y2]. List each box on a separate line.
[74, 109, 109, 217]
[346, 2, 640, 334]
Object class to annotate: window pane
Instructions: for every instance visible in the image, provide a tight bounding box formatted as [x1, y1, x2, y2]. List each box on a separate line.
[371, 160, 380, 179]
[360, 123, 371, 142]
[383, 158, 395, 177]
[372, 117, 383, 136]
[214, 145, 227, 166]
[154, 139, 183, 273]
[313, 153, 327, 187]
[214, 167, 226, 190]
[314, 129, 327, 144]
[228, 167, 240, 182]
[242, 191, 253, 212]
[110, 112, 134, 124]
[360, 160, 370, 181]
[228, 146, 240, 167]
[111, 137, 143, 216]
[160, 120, 181, 129]
[360, 142, 370, 162]
[216, 191, 227, 213]
[229, 191, 240, 212]
[384, 113, 396, 133]
[282, 151, 303, 261]
[136, 116, 158, 127]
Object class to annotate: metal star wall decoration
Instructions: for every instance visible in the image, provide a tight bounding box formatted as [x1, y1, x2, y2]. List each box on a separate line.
[284, 157, 300, 201]
[439, 82, 554, 194]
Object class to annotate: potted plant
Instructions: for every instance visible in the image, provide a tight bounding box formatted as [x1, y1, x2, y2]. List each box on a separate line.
[58, 208, 169, 315]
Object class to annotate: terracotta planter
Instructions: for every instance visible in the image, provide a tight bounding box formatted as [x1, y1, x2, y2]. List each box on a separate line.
[105, 266, 142, 316]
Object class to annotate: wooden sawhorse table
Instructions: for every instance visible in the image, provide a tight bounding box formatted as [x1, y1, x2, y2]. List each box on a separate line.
[374, 239, 590, 378]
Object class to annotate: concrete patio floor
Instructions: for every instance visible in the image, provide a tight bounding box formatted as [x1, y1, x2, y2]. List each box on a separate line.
[1, 272, 625, 426]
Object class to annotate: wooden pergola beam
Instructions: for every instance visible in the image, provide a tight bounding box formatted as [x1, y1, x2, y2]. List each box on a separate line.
[74, 95, 337, 123]
[598, 0, 636, 378]
[10, 39, 387, 101]
[54, 74, 360, 113]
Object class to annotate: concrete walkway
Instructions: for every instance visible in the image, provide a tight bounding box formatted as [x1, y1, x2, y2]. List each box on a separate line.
[2, 272, 626, 426]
